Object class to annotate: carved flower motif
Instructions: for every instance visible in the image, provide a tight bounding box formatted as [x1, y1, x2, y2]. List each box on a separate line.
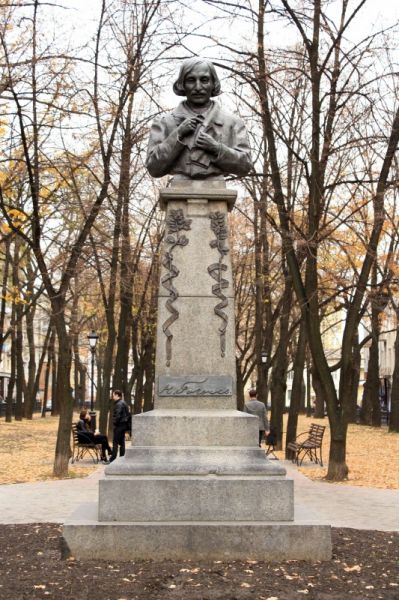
[209, 212, 229, 255]
[166, 209, 192, 233]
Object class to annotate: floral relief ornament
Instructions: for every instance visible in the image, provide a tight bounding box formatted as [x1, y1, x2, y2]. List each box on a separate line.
[208, 211, 229, 357]
[161, 208, 192, 367]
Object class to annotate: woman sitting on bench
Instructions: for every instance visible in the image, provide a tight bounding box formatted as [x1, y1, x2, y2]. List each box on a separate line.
[76, 410, 112, 464]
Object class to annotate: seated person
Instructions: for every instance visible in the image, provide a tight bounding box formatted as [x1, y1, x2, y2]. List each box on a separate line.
[76, 409, 112, 463]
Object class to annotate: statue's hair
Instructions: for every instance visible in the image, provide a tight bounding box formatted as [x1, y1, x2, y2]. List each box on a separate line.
[173, 58, 222, 97]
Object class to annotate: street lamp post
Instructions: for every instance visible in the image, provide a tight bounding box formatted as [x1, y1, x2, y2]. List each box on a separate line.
[87, 329, 99, 433]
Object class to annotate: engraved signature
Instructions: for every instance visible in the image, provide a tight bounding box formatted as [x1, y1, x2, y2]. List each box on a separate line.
[159, 377, 231, 396]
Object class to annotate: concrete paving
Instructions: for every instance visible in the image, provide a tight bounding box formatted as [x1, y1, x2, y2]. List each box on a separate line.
[283, 461, 399, 532]
[0, 460, 398, 531]
[0, 467, 103, 524]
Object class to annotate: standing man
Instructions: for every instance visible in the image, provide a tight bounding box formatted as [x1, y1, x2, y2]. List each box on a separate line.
[244, 389, 269, 447]
[110, 390, 130, 463]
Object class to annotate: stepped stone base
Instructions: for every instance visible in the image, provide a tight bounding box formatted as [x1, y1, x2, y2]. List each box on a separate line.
[106, 445, 287, 475]
[63, 503, 332, 561]
[62, 407, 332, 561]
[99, 474, 293, 522]
[62, 182, 332, 561]
[129, 410, 259, 447]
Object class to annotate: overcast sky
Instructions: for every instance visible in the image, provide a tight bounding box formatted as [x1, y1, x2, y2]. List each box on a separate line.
[62, 0, 399, 50]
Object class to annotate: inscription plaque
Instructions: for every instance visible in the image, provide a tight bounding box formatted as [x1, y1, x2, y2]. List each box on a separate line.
[158, 375, 233, 397]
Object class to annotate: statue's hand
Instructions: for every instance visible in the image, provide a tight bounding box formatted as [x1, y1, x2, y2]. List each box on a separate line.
[177, 116, 204, 140]
[196, 131, 220, 155]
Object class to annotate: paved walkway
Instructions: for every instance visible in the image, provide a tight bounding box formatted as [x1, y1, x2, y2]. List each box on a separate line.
[283, 461, 399, 532]
[0, 460, 398, 531]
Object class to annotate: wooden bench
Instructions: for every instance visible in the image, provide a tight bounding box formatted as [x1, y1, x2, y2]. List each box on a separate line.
[286, 423, 326, 466]
[71, 423, 102, 464]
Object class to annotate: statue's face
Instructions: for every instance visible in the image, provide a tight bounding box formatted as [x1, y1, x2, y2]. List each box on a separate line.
[183, 64, 213, 107]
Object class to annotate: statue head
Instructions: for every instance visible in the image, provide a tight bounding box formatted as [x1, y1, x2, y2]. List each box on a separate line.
[173, 58, 222, 98]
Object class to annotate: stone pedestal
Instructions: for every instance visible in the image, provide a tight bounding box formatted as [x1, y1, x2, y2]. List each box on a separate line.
[63, 181, 331, 561]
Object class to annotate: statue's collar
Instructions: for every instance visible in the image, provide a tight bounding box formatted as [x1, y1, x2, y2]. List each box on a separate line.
[175, 101, 223, 126]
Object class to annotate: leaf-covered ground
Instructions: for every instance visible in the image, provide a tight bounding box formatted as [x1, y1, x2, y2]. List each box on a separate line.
[272, 416, 399, 489]
[0, 415, 96, 484]
[0, 525, 397, 599]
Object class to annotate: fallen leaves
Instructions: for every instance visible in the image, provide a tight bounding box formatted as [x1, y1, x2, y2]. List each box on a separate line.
[274, 415, 399, 489]
[0, 414, 97, 484]
[344, 564, 362, 572]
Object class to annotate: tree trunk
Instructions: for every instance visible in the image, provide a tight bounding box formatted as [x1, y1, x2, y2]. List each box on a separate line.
[113, 95, 134, 396]
[0, 237, 11, 368]
[24, 257, 37, 419]
[50, 330, 58, 415]
[360, 379, 372, 425]
[41, 331, 54, 418]
[14, 241, 25, 421]
[41, 364, 50, 417]
[5, 299, 16, 423]
[370, 347, 381, 426]
[52, 314, 74, 477]
[236, 359, 245, 411]
[133, 363, 144, 415]
[71, 287, 84, 412]
[100, 335, 116, 433]
[30, 323, 51, 418]
[15, 311, 24, 420]
[96, 188, 121, 432]
[143, 339, 155, 413]
[286, 319, 306, 458]
[253, 194, 271, 404]
[327, 432, 348, 480]
[24, 303, 37, 419]
[270, 265, 292, 449]
[346, 333, 361, 423]
[311, 361, 325, 418]
[270, 368, 287, 451]
[361, 315, 380, 426]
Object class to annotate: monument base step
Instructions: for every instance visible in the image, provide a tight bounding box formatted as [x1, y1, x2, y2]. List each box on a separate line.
[63, 502, 332, 561]
[108, 446, 286, 476]
[130, 409, 260, 447]
[98, 474, 293, 522]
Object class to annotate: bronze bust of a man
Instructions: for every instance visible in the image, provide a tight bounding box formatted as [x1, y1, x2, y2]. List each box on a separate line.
[146, 58, 252, 180]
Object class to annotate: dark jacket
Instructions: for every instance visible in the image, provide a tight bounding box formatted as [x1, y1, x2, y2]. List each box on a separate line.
[76, 419, 95, 444]
[113, 399, 130, 428]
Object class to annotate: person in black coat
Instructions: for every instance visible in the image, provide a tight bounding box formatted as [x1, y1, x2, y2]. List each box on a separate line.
[109, 390, 130, 463]
[76, 410, 112, 463]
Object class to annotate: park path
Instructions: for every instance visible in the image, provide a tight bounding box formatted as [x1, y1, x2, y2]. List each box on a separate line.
[285, 461, 399, 532]
[0, 460, 397, 531]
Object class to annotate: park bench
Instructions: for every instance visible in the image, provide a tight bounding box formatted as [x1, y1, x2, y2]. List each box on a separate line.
[71, 423, 102, 464]
[286, 423, 326, 467]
